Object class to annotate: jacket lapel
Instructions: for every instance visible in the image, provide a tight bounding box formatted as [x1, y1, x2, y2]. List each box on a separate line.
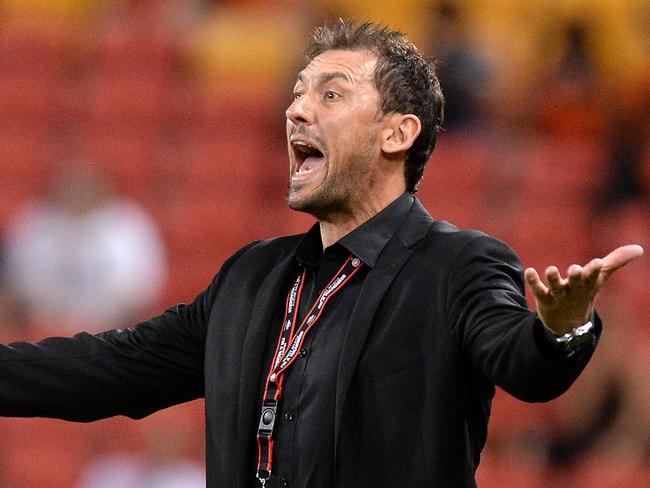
[333, 198, 434, 454]
[234, 246, 298, 486]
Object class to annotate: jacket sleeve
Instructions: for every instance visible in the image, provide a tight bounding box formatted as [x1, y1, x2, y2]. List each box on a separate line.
[0, 241, 259, 422]
[445, 233, 599, 402]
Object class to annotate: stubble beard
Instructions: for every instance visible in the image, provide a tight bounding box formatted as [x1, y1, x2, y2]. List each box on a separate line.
[286, 173, 348, 219]
[286, 145, 376, 220]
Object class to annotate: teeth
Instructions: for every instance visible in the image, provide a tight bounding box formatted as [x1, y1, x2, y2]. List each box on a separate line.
[291, 139, 318, 153]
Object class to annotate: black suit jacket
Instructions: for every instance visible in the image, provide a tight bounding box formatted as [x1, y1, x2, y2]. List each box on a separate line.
[0, 199, 597, 487]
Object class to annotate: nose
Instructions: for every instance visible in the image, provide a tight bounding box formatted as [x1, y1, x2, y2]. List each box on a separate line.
[286, 94, 314, 126]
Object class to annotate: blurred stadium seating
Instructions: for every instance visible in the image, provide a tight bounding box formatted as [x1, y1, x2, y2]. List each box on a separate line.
[0, 1, 648, 486]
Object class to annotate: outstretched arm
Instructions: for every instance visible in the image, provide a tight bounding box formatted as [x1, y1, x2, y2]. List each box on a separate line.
[0, 241, 260, 422]
[0, 299, 210, 422]
[524, 245, 644, 334]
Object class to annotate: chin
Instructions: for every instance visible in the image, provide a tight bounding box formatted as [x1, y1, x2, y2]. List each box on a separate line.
[286, 191, 314, 214]
[287, 190, 347, 222]
[286, 179, 318, 212]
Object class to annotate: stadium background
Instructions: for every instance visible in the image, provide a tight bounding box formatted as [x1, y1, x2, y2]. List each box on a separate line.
[0, 0, 648, 486]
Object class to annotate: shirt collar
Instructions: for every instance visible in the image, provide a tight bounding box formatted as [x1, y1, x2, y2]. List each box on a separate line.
[294, 192, 414, 268]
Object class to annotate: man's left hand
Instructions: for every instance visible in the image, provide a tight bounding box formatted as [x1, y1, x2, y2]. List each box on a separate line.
[524, 244, 644, 335]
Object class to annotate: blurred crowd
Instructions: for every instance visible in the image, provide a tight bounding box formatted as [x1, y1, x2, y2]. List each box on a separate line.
[0, 0, 648, 486]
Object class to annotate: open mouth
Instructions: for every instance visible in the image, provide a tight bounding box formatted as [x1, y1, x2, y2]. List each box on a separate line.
[291, 139, 325, 174]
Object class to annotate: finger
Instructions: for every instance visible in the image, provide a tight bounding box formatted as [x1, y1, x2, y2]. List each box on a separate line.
[582, 258, 604, 288]
[545, 266, 566, 295]
[524, 267, 549, 297]
[600, 244, 644, 278]
[567, 264, 584, 288]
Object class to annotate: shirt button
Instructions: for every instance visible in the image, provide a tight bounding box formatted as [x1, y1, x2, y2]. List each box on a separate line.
[299, 349, 308, 358]
[284, 412, 295, 422]
[280, 478, 290, 487]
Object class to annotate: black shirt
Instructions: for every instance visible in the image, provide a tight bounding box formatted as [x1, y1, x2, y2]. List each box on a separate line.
[258, 193, 414, 488]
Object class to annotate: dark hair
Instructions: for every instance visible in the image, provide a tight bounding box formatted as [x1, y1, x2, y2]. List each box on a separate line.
[305, 19, 445, 192]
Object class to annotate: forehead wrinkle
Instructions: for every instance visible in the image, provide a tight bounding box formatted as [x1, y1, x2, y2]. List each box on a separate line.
[295, 51, 378, 87]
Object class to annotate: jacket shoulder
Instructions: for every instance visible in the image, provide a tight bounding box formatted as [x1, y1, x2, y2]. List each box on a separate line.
[427, 219, 495, 248]
[404, 198, 517, 260]
[421, 219, 522, 269]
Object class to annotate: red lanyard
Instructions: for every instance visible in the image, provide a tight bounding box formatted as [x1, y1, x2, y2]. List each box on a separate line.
[256, 255, 363, 486]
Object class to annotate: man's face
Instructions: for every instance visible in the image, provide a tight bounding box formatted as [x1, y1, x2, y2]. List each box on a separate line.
[285, 49, 385, 218]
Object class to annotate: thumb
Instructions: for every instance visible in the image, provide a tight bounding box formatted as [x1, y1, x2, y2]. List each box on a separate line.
[600, 245, 644, 281]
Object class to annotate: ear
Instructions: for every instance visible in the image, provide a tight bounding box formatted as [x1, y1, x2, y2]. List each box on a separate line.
[380, 114, 422, 156]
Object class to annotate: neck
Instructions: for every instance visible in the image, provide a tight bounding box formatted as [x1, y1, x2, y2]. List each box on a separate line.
[319, 187, 406, 249]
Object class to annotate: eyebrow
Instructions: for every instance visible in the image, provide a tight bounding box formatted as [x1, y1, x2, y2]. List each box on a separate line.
[295, 71, 352, 86]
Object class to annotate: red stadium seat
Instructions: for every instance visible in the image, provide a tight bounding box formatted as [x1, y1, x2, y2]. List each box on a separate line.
[0, 418, 90, 487]
[79, 126, 156, 196]
[518, 137, 607, 208]
[0, 73, 60, 126]
[0, 19, 64, 77]
[85, 75, 175, 129]
[418, 133, 493, 229]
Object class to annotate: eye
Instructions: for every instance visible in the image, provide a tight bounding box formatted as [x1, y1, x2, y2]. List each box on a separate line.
[292, 91, 304, 101]
[324, 91, 341, 101]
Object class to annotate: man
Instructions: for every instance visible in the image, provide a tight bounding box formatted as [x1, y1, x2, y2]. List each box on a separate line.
[0, 20, 643, 488]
